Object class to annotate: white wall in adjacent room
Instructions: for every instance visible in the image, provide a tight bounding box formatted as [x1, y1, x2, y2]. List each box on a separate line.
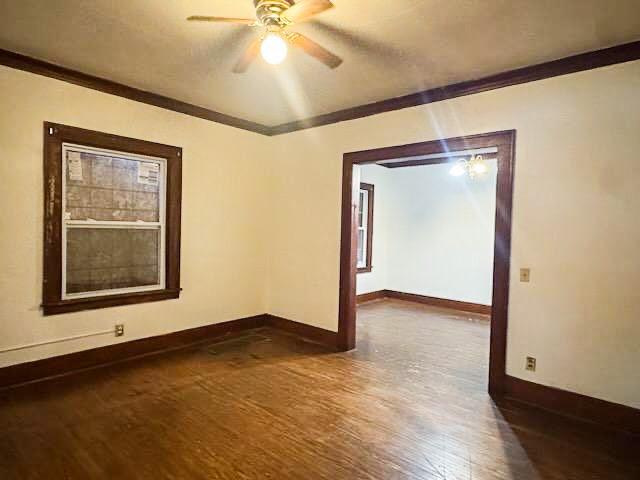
[357, 161, 497, 306]
[355, 164, 389, 295]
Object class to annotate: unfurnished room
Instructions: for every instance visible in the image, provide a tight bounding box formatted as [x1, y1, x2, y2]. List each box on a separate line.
[0, 1, 639, 479]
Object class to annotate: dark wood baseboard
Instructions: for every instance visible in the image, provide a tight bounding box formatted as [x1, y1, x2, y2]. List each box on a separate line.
[0, 314, 339, 389]
[355, 290, 388, 304]
[357, 289, 492, 315]
[3, 313, 637, 438]
[358, 293, 638, 436]
[386, 290, 492, 315]
[0, 315, 268, 389]
[504, 375, 640, 437]
[265, 314, 338, 349]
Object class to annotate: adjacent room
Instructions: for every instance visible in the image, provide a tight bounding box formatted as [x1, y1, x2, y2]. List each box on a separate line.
[1, 1, 639, 478]
[355, 154, 497, 390]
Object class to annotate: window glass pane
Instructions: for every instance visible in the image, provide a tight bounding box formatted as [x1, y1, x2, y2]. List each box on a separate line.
[65, 151, 160, 222]
[66, 228, 160, 294]
[358, 191, 365, 227]
[357, 228, 365, 265]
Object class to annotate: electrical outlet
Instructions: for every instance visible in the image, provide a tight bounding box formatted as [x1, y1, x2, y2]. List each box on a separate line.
[115, 324, 125, 337]
[520, 268, 531, 282]
[526, 356, 536, 372]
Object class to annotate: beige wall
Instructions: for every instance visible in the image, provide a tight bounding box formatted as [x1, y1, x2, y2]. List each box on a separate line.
[1, 60, 639, 410]
[266, 60, 640, 409]
[0, 66, 270, 367]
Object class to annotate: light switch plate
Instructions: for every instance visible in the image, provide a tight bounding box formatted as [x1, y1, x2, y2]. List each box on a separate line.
[520, 268, 531, 282]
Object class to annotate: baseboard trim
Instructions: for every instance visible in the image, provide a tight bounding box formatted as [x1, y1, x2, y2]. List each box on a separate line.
[504, 375, 640, 437]
[0, 315, 268, 389]
[355, 290, 388, 304]
[265, 314, 338, 349]
[0, 314, 341, 389]
[6, 315, 636, 437]
[357, 289, 492, 315]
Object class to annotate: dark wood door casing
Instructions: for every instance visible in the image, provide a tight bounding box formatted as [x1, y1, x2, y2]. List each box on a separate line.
[338, 130, 516, 395]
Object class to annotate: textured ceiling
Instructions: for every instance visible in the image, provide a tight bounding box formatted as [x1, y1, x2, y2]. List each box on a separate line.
[1, 0, 639, 126]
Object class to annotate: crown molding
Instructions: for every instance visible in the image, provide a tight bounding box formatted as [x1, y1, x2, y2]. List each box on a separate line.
[0, 48, 271, 135]
[2, 41, 639, 137]
[269, 40, 640, 135]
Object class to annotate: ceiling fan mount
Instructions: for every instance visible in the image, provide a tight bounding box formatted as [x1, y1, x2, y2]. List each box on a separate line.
[253, 0, 295, 28]
[187, 0, 342, 73]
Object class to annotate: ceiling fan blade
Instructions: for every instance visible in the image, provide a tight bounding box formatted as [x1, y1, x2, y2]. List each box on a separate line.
[281, 0, 334, 23]
[285, 32, 342, 69]
[310, 19, 406, 60]
[233, 37, 262, 73]
[187, 16, 256, 25]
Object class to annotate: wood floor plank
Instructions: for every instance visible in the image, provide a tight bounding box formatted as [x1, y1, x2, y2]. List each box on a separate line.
[0, 300, 637, 479]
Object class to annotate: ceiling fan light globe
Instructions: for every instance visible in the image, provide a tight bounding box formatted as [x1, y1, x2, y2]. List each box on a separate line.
[261, 33, 288, 65]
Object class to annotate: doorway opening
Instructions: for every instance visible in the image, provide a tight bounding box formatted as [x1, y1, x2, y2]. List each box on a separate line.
[338, 131, 516, 395]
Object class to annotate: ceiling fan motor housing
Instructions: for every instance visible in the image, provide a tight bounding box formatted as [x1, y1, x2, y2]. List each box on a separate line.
[254, 0, 294, 27]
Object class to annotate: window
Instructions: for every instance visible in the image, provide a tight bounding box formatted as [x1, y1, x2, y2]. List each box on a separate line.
[356, 183, 374, 273]
[42, 123, 182, 315]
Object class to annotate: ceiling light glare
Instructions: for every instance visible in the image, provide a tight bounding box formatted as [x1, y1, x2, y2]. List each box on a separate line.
[471, 162, 488, 175]
[449, 162, 466, 177]
[261, 33, 288, 65]
[468, 155, 488, 178]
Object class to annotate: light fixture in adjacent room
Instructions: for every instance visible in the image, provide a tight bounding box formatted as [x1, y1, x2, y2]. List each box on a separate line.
[468, 154, 488, 177]
[449, 162, 466, 176]
[261, 32, 288, 65]
[449, 154, 488, 179]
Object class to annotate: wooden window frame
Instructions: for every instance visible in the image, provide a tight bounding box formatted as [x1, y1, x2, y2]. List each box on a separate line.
[356, 183, 374, 273]
[42, 122, 182, 315]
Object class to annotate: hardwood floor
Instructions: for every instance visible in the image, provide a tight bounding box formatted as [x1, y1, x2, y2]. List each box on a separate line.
[0, 299, 637, 479]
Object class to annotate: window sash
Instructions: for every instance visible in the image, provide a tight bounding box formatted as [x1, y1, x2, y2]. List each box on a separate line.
[357, 227, 366, 268]
[61, 143, 167, 300]
[357, 188, 369, 269]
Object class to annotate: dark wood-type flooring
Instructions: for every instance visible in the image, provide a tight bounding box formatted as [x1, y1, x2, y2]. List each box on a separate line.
[0, 299, 638, 479]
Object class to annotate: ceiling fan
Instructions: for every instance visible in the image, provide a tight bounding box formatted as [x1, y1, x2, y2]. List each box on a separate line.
[187, 0, 342, 73]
